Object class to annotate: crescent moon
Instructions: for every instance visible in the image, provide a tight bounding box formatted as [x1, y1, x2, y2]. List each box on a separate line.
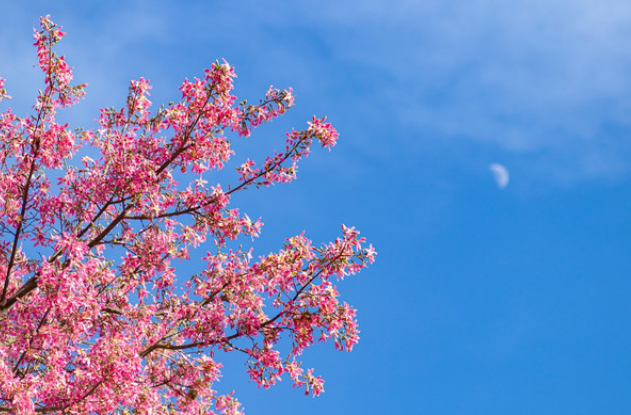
[489, 163, 509, 189]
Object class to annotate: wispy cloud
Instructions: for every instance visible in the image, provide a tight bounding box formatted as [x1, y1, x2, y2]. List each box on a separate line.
[307, 0, 631, 181]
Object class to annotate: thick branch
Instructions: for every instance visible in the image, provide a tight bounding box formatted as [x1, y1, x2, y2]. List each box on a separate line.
[0, 275, 38, 310]
[1, 128, 42, 303]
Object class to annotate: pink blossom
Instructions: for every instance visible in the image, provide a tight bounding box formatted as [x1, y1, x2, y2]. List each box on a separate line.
[0, 16, 374, 415]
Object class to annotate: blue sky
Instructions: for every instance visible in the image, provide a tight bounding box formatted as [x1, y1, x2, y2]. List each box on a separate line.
[2, 1, 631, 414]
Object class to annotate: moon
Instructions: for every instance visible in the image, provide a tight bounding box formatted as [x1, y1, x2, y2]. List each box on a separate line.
[489, 163, 509, 189]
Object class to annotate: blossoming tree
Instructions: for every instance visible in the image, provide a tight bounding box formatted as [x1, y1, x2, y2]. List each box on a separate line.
[0, 17, 375, 415]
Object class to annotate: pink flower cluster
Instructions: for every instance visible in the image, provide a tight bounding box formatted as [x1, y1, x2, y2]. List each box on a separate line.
[0, 75, 10, 102]
[0, 16, 375, 415]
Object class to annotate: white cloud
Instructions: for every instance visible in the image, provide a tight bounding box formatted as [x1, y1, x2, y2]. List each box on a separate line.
[299, 0, 631, 182]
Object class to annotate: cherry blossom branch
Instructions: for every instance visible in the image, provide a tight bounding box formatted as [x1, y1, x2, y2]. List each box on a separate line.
[138, 248, 352, 360]
[0, 96, 212, 309]
[125, 127, 314, 222]
[1, 93, 46, 304]
[12, 307, 52, 375]
[0, 17, 373, 413]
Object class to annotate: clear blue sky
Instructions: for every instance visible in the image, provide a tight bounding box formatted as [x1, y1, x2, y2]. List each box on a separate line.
[2, 1, 631, 414]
